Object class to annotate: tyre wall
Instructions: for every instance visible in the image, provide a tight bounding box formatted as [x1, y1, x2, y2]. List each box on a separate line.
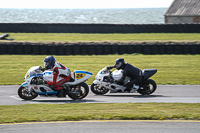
[0, 42, 199, 55]
[0, 23, 200, 33]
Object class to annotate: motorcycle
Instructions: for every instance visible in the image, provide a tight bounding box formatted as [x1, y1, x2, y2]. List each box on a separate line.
[91, 66, 157, 95]
[18, 66, 92, 100]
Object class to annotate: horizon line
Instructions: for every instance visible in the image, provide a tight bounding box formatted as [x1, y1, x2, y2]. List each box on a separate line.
[0, 7, 168, 10]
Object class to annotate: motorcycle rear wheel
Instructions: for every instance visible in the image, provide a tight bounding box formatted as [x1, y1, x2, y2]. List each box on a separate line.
[18, 86, 38, 100]
[137, 79, 157, 95]
[68, 82, 89, 100]
[91, 83, 109, 95]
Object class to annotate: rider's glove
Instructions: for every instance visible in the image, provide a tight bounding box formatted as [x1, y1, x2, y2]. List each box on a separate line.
[107, 66, 114, 70]
[106, 66, 111, 70]
[39, 65, 45, 72]
[41, 68, 45, 72]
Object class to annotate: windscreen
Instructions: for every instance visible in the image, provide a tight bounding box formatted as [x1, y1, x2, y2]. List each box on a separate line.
[24, 66, 42, 80]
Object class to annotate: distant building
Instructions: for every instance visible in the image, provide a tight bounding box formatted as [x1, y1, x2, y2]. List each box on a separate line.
[165, 0, 200, 23]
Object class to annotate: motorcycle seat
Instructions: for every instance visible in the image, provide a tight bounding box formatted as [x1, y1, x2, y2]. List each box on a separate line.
[142, 69, 157, 80]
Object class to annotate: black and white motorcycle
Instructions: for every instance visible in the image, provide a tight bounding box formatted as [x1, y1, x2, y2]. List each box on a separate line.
[91, 66, 157, 95]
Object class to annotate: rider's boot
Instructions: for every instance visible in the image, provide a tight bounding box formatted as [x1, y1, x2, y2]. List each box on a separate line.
[130, 85, 140, 93]
[62, 88, 68, 98]
[62, 86, 71, 97]
[56, 87, 66, 98]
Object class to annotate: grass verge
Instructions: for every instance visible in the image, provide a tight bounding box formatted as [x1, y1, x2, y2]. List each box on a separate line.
[1, 33, 200, 42]
[0, 54, 199, 85]
[0, 103, 200, 124]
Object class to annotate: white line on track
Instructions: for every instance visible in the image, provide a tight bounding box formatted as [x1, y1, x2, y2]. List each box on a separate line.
[9, 95, 22, 101]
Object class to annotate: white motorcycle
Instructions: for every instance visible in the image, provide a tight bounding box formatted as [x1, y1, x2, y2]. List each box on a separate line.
[18, 66, 92, 100]
[91, 67, 157, 95]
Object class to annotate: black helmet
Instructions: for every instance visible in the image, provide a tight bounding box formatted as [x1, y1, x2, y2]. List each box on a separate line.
[115, 58, 125, 70]
[44, 56, 55, 69]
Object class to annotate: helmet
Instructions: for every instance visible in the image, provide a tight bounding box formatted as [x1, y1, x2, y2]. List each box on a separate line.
[115, 58, 125, 70]
[44, 56, 55, 69]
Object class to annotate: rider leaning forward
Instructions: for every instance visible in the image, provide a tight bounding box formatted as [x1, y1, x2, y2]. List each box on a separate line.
[107, 58, 142, 93]
[41, 56, 72, 97]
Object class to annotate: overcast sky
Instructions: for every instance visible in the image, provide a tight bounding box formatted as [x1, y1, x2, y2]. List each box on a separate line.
[0, 0, 174, 9]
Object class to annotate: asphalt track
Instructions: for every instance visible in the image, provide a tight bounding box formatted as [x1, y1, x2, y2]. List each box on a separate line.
[1, 120, 200, 133]
[1, 85, 200, 132]
[0, 85, 200, 105]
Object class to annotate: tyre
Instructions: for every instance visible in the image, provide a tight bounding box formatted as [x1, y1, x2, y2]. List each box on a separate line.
[68, 82, 89, 100]
[137, 79, 157, 95]
[18, 86, 38, 100]
[91, 83, 109, 95]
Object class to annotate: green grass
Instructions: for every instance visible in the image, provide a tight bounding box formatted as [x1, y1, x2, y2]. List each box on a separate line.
[0, 103, 200, 124]
[2, 33, 200, 42]
[0, 54, 199, 85]
[0, 34, 199, 124]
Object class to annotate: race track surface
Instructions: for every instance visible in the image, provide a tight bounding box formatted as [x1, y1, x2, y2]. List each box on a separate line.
[1, 121, 200, 133]
[1, 85, 200, 133]
[0, 85, 200, 105]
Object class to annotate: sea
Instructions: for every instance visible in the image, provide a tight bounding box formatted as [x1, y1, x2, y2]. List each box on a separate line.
[0, 8, 167, 24]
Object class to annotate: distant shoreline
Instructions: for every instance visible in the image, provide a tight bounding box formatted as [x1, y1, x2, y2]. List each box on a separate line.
[0, 7, 168, 10]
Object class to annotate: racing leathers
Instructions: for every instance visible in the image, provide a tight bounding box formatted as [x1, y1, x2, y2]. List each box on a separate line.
[45, 62, 71, 91]
[108, 63, 142, 90]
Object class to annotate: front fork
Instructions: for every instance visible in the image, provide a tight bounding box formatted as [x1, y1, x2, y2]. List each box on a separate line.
[21, 82, 32, 94]
[93, 80, 108, 90]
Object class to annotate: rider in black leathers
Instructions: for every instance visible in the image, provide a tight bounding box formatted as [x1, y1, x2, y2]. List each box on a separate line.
[107, 58, 142, 92]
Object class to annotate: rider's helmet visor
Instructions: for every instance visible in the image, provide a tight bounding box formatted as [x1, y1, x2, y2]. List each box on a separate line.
[44, 62, 49, 68]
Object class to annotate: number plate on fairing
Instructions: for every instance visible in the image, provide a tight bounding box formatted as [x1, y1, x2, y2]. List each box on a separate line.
[76, 73, 86, 79]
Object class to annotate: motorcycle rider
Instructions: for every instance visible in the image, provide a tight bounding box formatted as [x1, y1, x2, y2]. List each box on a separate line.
[107, 58, 142, 92]
[42, 56, 71, 97]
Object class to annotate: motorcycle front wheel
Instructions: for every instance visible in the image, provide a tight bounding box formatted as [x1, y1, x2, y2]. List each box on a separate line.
[18, 86, 38, 100]
[137, 79, 157, 95]
[91, 83, 109, 95]
[68, 82, 89, 100]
